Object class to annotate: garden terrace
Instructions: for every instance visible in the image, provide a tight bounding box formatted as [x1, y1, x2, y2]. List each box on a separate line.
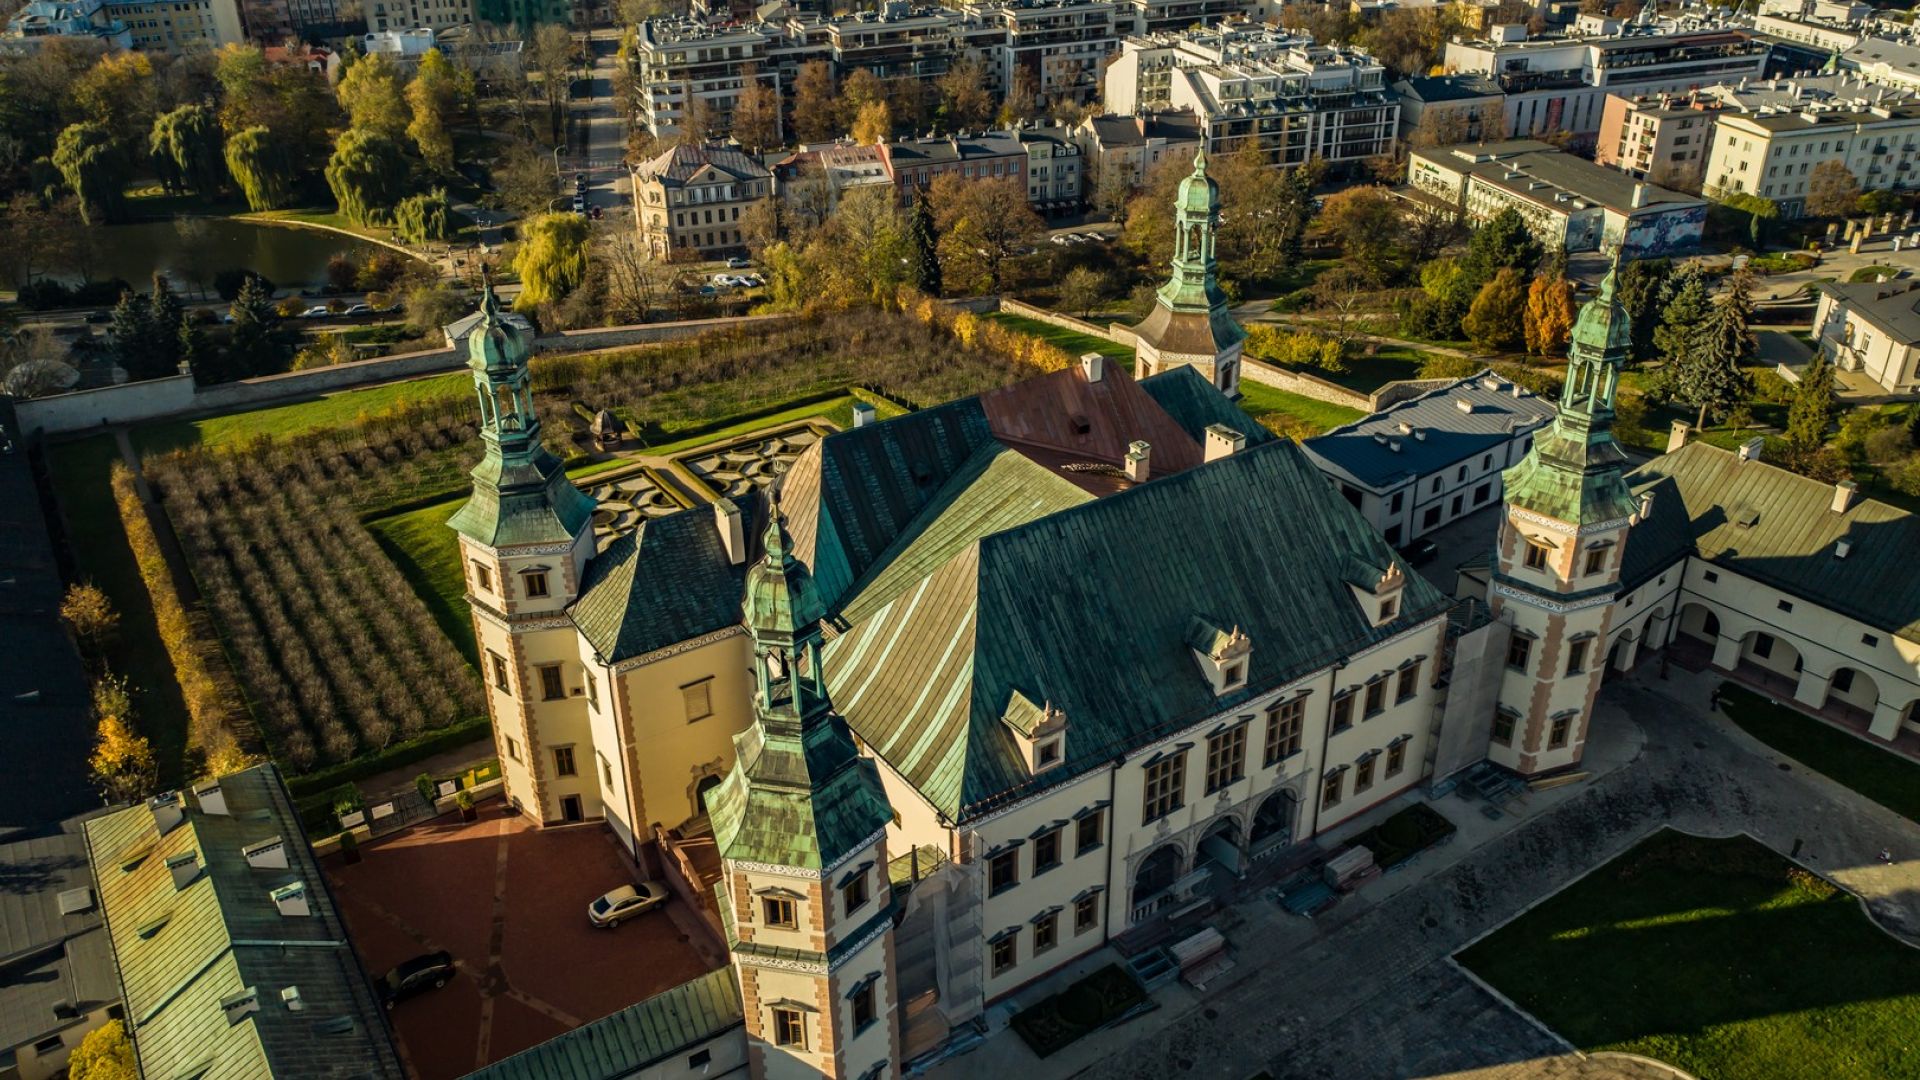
[1458, 829, 1920, 1080]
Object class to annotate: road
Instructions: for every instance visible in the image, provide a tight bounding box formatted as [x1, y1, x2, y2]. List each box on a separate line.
[564, 28, 633, 220]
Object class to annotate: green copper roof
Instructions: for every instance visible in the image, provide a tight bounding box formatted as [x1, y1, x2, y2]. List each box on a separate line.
[1173, 147, 1217, 215]
[571, 495, 760, 662]
[706, 712, 895, 870]
[1138, 367, 1275, 447]
[468, 285, 533, 374]
[1135, 149, 1241, 355]
[743, 507, 826, 638]
[1569, 255, 1632, 359]
[467, 968, 741, 1080]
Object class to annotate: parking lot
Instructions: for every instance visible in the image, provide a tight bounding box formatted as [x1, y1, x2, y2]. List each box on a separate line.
[324, 804, 727, 1079]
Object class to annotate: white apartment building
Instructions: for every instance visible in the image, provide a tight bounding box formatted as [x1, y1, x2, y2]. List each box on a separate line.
[1103, 23, 1397, 168]
[1812, 279, 1920, 394]
[1705, 96, 1920, 215]
[1019, 126, 1083, 210]
[1072, 109, 1205, 188]
[631, 19, 788, 143]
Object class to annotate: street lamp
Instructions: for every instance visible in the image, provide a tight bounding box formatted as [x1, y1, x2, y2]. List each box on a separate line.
[553, 143, 567, 180]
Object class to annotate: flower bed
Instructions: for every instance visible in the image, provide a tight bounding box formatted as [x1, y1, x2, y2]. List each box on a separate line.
[1009, 964, 1149, 1059]
[1345, 802, 1456, 869]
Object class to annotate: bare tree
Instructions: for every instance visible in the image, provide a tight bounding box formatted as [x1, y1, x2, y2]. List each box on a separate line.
[598, 224, 663, 323]
[530, 24, 574, 145]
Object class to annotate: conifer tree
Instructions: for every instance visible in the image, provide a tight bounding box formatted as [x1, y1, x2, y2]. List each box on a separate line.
[908, 196, 941, 296]
[1786, 350, 1837, 450]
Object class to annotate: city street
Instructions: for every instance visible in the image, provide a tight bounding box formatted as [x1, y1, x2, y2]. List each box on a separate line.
[564, 28, 633, 220]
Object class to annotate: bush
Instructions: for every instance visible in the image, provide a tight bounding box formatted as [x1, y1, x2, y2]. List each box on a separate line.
[213, 269, 274, 301]
[15, 279, 73, 309]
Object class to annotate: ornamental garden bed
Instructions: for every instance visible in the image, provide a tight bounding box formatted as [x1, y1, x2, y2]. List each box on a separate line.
[1009, 964, 1151, 1059]
[1345, 802, 1456, 870]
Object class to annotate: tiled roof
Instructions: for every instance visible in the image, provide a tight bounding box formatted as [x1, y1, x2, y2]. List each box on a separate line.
[467, 968, 740, 1080]
[82, 765, 403, 1080]
[638, 144, 771, 185]
[823, 437, 1451, 821]
[1303, 370, 1555, 490]
[1625, 441, 1920, 641]
[571, 493, 761, 663]
[1816, 279, 1920, 345]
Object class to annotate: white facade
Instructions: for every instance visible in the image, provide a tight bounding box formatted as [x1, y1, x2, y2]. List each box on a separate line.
[1812, 280, 1920, 393]
[1705, 100, 1920, 215]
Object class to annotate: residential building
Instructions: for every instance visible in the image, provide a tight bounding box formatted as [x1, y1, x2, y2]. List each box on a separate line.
[1442, 21, 1771, 148]
[1845, 35, 1920, 93]
[360, 27, 437, 66]
[437, 24, 526, 79]
[824, 2, 1002, 90]
[975, 0, 1118, 105]
[1409, 140, 1706, 258]
[1121, 0, 1249, 35]
[1018, 125, 1083, 212]
[1131, 148, 1243, 396]
[472, 0, 565, 29]
[772, 142, 895, 224]
[82, 765, 404, 1080]
[1103, 23, 1398, 169]
[1072, 110, 1204, 192]
[630, 19, 786, 144]
[48, 0, 244, 53]
[1392, 73, 1507, 145]
[0, 821, 117, 1080]
[878, 130, 1027, 203]
[1301, 371, 1556, 548]
[633, 143, 774, 261]
[1812, 278, 1920, 394]
[1704, 97, 1920, 216]
[2, 0, 131, 49]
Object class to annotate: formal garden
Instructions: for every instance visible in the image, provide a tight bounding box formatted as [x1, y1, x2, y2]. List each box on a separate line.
[1458, 829, 1920, 1080]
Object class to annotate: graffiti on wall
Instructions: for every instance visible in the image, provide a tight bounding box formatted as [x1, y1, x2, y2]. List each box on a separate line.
[1621, 204, 1707, 257]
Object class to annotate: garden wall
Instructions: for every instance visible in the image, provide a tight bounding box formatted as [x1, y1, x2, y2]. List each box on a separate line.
[998, 297, 1120, 341]
[14, 375, 198, 436]
[1370, 377, 1460, 412]
[1240, 357, 1371, 411]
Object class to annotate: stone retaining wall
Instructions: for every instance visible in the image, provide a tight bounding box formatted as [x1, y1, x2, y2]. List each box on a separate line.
[1239, 357, 1371, 411]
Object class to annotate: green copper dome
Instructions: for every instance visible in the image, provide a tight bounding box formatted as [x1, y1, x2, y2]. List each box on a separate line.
[743, 502, 825, 636]
[1568, 255, 1632, 361]
[1174, 148, 1218, 215]
[467, 285, 531, 374]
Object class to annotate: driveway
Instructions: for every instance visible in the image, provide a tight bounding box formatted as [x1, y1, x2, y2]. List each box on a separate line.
[326, 806, 726, 1079]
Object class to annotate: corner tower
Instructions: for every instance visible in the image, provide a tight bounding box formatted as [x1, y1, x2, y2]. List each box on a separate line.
[709, 504, 900, 1080]
[1131, 149, 1245, 397]
[448, 286, 598, 824]
[1488, 254, 1640, 775]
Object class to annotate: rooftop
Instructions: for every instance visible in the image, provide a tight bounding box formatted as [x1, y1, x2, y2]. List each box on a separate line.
[1416, 140, 1705, 215]
[1079, 110, 1205, 147]
[0, 820, 116, 1055]
[1817, 278, 1920, 343]
[465, 968, 741, 1080]
[637, 144, 772, 185]
[1302, 370, 1556, 490]
[1393, 73, 1505, 103]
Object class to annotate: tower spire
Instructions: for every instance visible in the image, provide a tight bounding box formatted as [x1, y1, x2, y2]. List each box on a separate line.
[1127, 139, 1246, 396]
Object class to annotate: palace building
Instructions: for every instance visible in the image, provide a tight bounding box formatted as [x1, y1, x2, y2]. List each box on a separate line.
[448, 154, 1920, 1077]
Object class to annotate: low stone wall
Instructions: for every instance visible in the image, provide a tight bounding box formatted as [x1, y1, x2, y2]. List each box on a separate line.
[1369, 377, 1459, 412]
[14, 374, 198, 437]
[1240, 357, 1371, 411]
[997, 297, 1122, 341]
[534, 312, 793, 354]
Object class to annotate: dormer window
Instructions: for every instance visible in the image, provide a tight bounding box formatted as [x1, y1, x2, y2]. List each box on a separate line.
[1187, 617, 1252, 696]
[1378, 597, 1397, 622]
[1343, 556, 1406, 629]
[1002, 691, 1067, 775]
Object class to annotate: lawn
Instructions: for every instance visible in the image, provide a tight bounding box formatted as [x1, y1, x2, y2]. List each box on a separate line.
[1237, 381, 1365, 438]
[984, 311, 1134, 368]
[1719, 683, 1920, 823]
[368, 499, 474, 666]
[134, 372, 472, 456]
[46, 436, 194, 785]
[1459, 828, 1920, 1080]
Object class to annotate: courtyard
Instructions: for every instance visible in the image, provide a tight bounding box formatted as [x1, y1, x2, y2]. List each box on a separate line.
[323, 803, 726, 1079]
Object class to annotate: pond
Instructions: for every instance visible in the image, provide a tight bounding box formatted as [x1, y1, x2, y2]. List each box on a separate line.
[66, 218, 397, 293]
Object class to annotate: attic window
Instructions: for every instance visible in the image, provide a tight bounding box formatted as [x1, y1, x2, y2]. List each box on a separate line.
[136, 915, 170, 939]
[1037, 740, 1061, 767]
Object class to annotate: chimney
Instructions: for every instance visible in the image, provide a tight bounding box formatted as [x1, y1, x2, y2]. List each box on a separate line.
[167, 851, 200, 891]
[1632, 490, 1655, 524]
[1667, 420, 1691, 453]
[1081, 351, 1105, 383]
[281, 986, 305, 1013]
[1125, 440, 1151, 483]
[1834, 538, 1853, 559]
[243, 835, 288, 870]
[271, 881, 311, 918]
[1737, 436, 1765, 462]
[1832, 479, 1859, 513]
[1631, 181, 1648, 209]
[149, 792, 184, 837]
[220, 988, 260, 1027]
[713, 499, 745, 565]
[192, 779, 228, 816]
[1203, 423, 1244, 462]
[851, 401, 876, 427]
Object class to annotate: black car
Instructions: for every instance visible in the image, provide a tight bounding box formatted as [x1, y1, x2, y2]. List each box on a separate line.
[1397, 537, 1440, 566]
[377, 951, 455, 1009]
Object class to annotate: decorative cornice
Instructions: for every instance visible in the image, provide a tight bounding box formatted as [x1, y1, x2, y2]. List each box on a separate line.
[723, 825, 888, 881]
[735, 950, 828, 975]
[500, 540, 579, 556]
[1492, 580, 1616, 614]
[614, 625, 748, 673]
[1509, 505, 1632, 538]
[468, 602, 574, 634]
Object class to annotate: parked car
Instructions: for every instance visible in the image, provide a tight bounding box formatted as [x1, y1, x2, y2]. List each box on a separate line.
[300, 306, 331, 318]
[588, 882, 669, 927]
[725, 256, 752, 269]
[1397, 537, 1440, 566]
[344, 303, 374, 316]
[84, 310, 113, 324]
[1048, 233, 1073, 246]
[590, 205, 604, 220]
[571, 196, 586, 214]
[377, 951, 455, 1009]
[738, 274, 764, 288]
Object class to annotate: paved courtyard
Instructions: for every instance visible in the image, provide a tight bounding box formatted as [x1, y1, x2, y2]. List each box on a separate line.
[930, 663, 1920, 1080]
[324, 806, 727, 1079]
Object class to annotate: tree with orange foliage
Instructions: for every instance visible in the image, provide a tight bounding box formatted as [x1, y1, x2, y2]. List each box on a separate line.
[1523, 274, 1577, 356]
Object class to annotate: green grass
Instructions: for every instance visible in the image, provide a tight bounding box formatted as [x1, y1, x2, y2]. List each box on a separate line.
[1228, 376, 1367, 430]
[134, 372, 471, 456]
[1719, 683, 1920, 823]
[984, 311, 1134, 367]
[636, 393, 894, 456]
[1850, 266, 1902, 283]
[239, 208, 393, 244]
[367, 498, 474, 666]
[46, 436, 193, 785]
[1459, 828, 1920, 1080]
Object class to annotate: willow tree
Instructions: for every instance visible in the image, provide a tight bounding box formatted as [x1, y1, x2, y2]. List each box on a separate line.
[224, 126, 296, 210]
[513, 211, 590, 311]
[150, 104, 225, 196]
[325, 128, 412, 226]
[394, 188, 454, 244]
[52, 122, 128, 225]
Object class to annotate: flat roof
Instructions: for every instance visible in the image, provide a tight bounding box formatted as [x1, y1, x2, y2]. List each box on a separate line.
[1416, 141, 1705, 215]
[1302, 370, 1556, 490]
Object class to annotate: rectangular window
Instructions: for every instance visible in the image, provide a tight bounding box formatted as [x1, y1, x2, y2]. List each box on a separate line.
[1776, 599, 1793, 613]
[538, 663, 565, 701]
[1566, 640, 1589, 675]
[1751, 633, 1774, 659]
[1379, 597, 1398, 621]
[1076, 811, 1102, 855]
[1524, 541, 1549, 571]
[1321, 770, 1343, 810]
[553, 746, 576, 776]
[1142, 752, 1187, 824]
[1074, 893, 1100, 934]
[1033, 828, 1062, 874]
[1033, 911, 1058, 954]
[505, 736, 520, 761]
[489, 651, 511, 693]
[1363, 681, 1386, 718]
[762, 897, 797, 929]
[842, 871, 869, 914]
[1703, 570, 1719, 583]
[1265, 698, 1303, 765]
[1386, 740, 1406, 777]
[1205, 726, 1247, 793]
[1332, 694, 1354, 733]
[1507, 636, 1532, 672]
[600, 753, 613, 785]
[523, 570, 550, 598]
[472, 560, 492, 592]
[773, 1007, 806, 1048]
[991, 935, 1017, 976]
[682, 678, 714, 722]
[1491, 710, 1516, 747]
[989, 849, 1019, 894]
[1474, 481, 1491, 504]
[1396, 664, 1420, 704]
[1354, 756, 1375, 794]
[1549, 714, 1572, 748]
[1863, 633, 1880, 647]
[852, 981, 876, 1032]
[1584, 547, 1607, 576]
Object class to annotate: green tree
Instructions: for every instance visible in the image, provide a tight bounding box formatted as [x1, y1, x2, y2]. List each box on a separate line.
[513, 211, 591, 310]
[405, 49, 459, 173]
[930, 172, 1043, 294]
[224, 126, 296, 211]
[394, 188, 455, 244]
[1317, 185, 1404, 285]
[1461, 267, 1528, 352]
[1805, 159, 1861, 218]
[149, 104, 225, 196]
[73, 52, 156, 148]
[325, 128, 413, 226]
[108, 288, 157, 377]
[148, 273, 183, 372]
[336, 52, 411, 140]
[1617, 257, 1671, 366]
[70, 1019, 137, 1080]
[177, 310, 207, 378]
[52, 121, 128, 225]
[219, 272, 282, 380]
[1655, 267, 1753, 428]
[1059, 266, 1107, 318]
[907, 195, 941, 296]
[1460, 207, 1542, 283]
[1786, 350, 1837, 450]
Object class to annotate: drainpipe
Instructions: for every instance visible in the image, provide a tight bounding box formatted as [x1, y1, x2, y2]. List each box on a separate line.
[1102, 756, 1118, 944]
